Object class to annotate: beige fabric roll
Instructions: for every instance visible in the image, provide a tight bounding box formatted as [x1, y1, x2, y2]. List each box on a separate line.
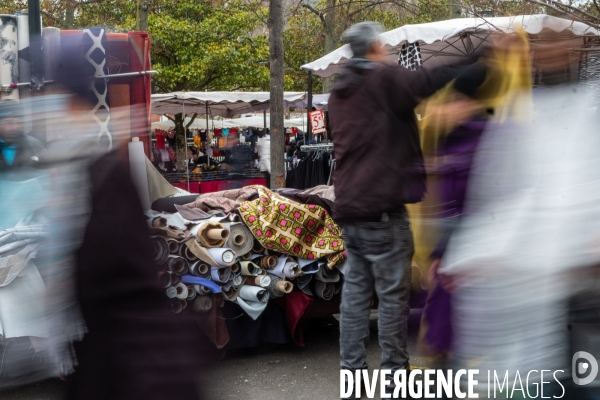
[260, 256, 278, 270]
[276, 280, 293, 294]
[197, 221, 229, 247]
[165, 238, 180, 253]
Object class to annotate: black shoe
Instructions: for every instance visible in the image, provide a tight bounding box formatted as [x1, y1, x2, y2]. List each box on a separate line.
[340, 368, 367, 399]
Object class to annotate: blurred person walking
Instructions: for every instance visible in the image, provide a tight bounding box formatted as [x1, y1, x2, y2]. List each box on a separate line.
[256, 130, 271, 188]
[438, 35, 600, 398]
[328, 21, 478, 399]
[0, 33, 207, 400]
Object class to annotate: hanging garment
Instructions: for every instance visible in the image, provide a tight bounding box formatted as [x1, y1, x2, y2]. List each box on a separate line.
[154, 130, 166, 150]
[238, 185, 345, 268]
[399, 42, 423, 71]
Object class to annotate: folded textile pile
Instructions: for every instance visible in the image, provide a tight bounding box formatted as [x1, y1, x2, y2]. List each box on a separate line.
[147, 186, 346, 348]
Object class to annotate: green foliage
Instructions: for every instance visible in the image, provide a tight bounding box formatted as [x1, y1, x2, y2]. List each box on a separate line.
[284, 9, 324, 92]
[147, 0, 270, 92]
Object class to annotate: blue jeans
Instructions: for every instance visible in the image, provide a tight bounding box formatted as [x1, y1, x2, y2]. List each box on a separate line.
[339, 210, 413, 372]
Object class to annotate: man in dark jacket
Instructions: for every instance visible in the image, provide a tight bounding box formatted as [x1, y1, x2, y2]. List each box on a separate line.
[328, 22, 473, 398]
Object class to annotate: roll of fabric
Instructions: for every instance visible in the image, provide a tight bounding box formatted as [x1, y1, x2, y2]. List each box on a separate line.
[207, 248, 236, 267]
[157, 262, 168, 273]
[185, 239, 236, 267]
[150, 225, 187, 240]
[170, 272, 182, 286]
[314, 281, 334, 301]
[252, 239, 265, 254]
[259, 255, 278, 270]
[254, 275, 271, 288]
[174, 283, 189, 300]
[210, 266, 231, 283]
[230, 263, 241, 276]
[186, 285, 197, 300]
[165, 238, 180, 254]
[266, 275, 293, 298]
[297, 258, 321, 275]
[271, 257, 302, 280]
[241, 252, 252, 261]
[170, 299, 187, 314]
[167, 256, 189, 276]
[190, 261, 210, 278]
[314, 262, 340, 283]
[177, 239, 198, 261]
[232, 274, 247, 289]
[222, 286, 240, 302]
[197, 221, 229, 247]
[165, 286, 177, 299]
[236, 286, 269, 320]
[149, 235, 169, 265]
[225, 223, 254, 256]
[194, 285, 212, 295]
[159, 271, 172, 288]
[181, 275, 222, 293]
[297, 274, 313, 296]
[192, 295, 213, 313]
[239, 261, 263, 277]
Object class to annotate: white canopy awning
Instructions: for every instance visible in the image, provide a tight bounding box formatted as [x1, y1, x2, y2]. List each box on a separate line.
[151, 115, 309, 131]
[219, 116, 309, 129]
[302, 14, 600, 77]
[151, 91, 313, 117]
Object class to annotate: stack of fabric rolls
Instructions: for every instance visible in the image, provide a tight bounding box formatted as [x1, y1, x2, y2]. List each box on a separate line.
[147, 185, 346, 324]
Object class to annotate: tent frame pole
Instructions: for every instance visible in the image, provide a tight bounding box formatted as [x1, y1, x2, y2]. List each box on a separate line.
[307, 71, 312, 141]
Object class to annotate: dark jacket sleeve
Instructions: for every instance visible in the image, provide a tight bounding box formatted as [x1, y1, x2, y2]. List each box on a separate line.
[388, 56, 480, 110]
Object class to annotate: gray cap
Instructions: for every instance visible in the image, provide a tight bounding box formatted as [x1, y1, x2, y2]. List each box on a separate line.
[343, 22, 383, 58]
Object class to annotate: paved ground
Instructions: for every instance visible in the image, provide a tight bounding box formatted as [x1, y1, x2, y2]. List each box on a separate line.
[0, 312, 425, 400]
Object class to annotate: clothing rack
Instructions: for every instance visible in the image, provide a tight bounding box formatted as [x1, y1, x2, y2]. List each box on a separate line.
[300, 143, 333, 152]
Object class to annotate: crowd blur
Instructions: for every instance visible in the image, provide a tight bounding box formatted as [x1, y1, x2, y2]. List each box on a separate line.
[1, 23, 600, 400]
[416, 32, 600, 399]
[0, 38, 204, 399]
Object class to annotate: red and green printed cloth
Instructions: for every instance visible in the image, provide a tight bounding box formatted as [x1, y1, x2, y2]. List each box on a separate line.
[238, 186, 345, 269]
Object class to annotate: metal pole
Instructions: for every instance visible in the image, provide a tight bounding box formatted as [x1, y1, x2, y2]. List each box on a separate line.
[263, 110, 267, 129]
[307, 71, 313, 141]
[206, 102, 210, 167]
[28, 0, 44, 91]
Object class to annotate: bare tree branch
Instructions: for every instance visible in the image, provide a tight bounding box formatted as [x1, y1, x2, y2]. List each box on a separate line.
[185, 112, 198, 128]
[546, 0, 600, 23]
[302, 3, 326, 24]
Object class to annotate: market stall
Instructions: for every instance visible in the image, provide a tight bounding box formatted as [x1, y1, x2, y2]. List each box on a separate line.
[149, 92, 322, 194]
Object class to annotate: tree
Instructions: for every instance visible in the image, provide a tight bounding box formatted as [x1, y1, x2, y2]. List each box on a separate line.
[295, 0, 449, 92]
[269, 0, 286, 188]
[147, 0, 271, 92]
[165, 112, 198, 172]
[137, 0, 148, 32]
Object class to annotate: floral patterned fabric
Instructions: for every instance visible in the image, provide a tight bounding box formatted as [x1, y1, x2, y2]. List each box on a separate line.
[239, 186, 345, 269]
